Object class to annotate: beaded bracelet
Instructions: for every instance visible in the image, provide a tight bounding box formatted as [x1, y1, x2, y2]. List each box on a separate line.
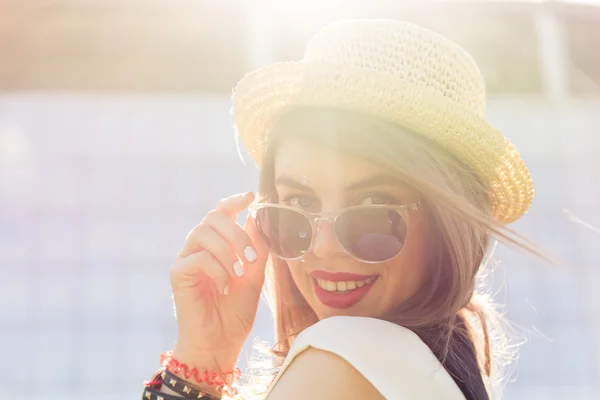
[160, 351, 241, 387]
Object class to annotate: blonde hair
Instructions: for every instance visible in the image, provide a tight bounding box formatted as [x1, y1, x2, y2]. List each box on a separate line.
[238, 107, 538, 399]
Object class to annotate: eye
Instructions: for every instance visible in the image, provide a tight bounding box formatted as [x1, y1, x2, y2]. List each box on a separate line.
[359, 193, 396, 206]
[282, 195, 317, 210]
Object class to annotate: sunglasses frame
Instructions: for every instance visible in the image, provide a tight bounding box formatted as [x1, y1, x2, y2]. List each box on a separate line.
[248, 201, 421, 264]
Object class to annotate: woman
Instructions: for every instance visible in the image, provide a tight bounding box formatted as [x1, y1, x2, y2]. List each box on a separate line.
[143, 20, 535, 399]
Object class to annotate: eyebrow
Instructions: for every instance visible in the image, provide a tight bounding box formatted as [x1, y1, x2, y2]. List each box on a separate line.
[274, 174, 406, 193]
[274, 176, 316, 193]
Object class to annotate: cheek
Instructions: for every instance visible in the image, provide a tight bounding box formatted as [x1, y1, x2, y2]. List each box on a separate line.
[385, 251, 427, 302]
[384, 214, 431, 302]
[285, 260, 311, 292]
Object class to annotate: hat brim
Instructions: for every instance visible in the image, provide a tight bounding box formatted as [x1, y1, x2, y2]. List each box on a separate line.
[232, 61, 533, 224]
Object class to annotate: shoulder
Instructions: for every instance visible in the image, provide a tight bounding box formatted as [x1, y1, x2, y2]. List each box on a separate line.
[265, 316, 466, 400]
[266, 345, 384, 399]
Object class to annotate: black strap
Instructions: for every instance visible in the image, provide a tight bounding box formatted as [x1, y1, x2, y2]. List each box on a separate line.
[142, 387, 214, 400]
[141, 368, 220, 400]
[162, 369, 219, 399]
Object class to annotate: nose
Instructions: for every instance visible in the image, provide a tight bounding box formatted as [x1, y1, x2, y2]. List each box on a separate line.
[311, 218, 344, 259]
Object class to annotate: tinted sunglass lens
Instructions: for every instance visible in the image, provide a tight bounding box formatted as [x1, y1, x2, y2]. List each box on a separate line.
[336, 208, 406, 262]
[255, 207, 312, 259]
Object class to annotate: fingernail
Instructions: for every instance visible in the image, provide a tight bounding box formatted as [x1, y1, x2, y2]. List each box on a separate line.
[233, 260, 245, 277]
[223, 284, 230, 295]
[244, 246, 257, 263]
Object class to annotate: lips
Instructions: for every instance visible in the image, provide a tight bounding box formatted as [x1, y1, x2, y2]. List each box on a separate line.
[310, 270, 378, 309]
[311, 270, 376, 282]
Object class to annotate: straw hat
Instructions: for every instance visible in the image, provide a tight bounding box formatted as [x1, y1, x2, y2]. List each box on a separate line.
[232, 20, 533, 224]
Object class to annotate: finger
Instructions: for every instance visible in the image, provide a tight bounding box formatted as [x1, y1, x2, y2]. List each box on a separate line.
[179, 223, 205, 258]
[204, 210, 258, 266]
[179, 212, 230, 258]
[216, 192, 255, 217]
[178, 221, 231, 261]
[186, 224, 245, 278]
[172, 250, 230, 295]
[238, 214, 269, 291]
[176, 193, 254, 258]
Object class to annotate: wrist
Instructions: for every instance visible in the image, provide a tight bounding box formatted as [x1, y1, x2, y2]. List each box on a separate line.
[171, 341, 240, 373]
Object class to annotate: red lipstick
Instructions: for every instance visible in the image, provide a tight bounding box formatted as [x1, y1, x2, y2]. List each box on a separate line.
[310, 270, 376, 282]
[310, 270, 378, 309]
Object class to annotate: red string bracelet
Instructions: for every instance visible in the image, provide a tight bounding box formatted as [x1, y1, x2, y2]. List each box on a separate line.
[144, 369, 165, 389]
[160, 351, 242, 387]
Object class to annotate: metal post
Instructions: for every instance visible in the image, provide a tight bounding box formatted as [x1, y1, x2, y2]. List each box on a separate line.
[534, 3, 569, 100]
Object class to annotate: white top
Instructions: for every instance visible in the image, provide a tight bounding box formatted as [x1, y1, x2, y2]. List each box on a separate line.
[265, 316, 466, 399]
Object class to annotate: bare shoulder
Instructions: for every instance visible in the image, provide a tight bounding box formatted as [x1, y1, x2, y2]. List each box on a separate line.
[266, 346, 385, 400]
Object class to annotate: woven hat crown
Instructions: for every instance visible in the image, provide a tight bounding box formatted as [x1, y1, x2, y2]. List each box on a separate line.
[302, 20, 487, 116]
[232, 19, 534, 224]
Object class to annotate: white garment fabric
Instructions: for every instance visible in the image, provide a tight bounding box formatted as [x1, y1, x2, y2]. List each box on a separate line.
[265, 316, 466, 399]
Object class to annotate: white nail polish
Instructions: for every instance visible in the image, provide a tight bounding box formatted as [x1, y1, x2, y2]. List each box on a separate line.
[233, 261, 244, 277]
[224, 284, 230, 295]
[244, 246, 257, 262]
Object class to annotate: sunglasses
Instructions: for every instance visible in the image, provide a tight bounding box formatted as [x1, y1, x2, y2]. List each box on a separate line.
[249, 202, 420, 263]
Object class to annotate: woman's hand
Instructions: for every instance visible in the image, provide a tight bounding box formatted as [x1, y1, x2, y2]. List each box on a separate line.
[169, 192, 269, 372]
